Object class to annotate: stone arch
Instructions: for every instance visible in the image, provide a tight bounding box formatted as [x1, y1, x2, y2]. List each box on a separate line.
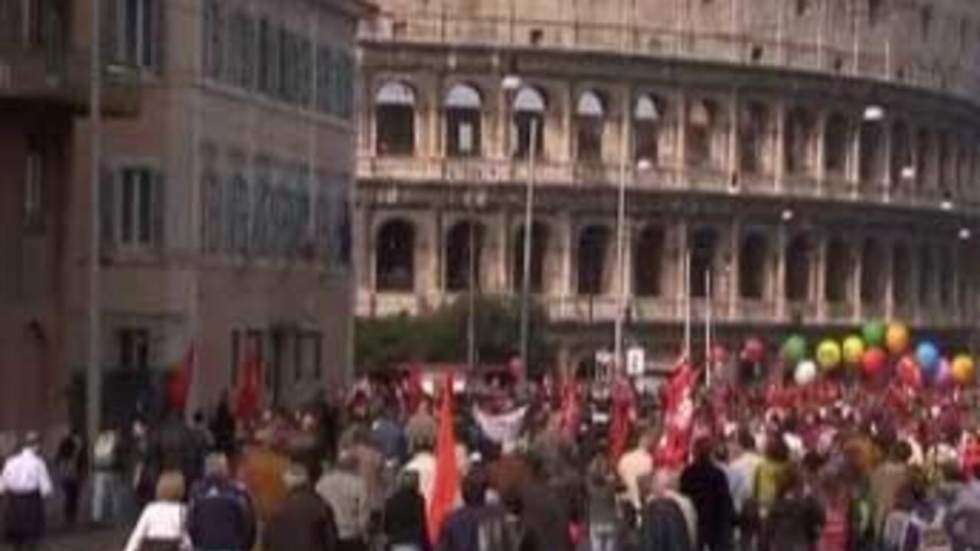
[739, 232, 769, 300]
[860, 238, 886, 305]
[859, 117, 886, 185]
[740, 101, 770, 174]
[825, 238, 852, 303]
[686, 98, 720, 168]
[634, 93, 668, 165]
[576, 89, 607, 162]
[918, 244, 934, 306]
[785, 106, 816, 174]
[940, 247, 954, 306]
[785, 233, 812, 301]
[892, 242, 911, 304]
[375, 218, 416, 292]
[445, 220, 485, 292]
[445, 82, 483, 157]
[577, 224, 613, 296]
[690, 227, 719, 298]
[512, 86, 547, 159]
[634, 224, 666, 297]
[890, 120, 913, 189]
[824, 113, 850, 176]
[375, 80, 417, 156]
[513, 221, 550, 294]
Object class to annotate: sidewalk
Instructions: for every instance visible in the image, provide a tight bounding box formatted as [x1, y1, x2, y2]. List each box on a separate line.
[41, 527, 128, 550]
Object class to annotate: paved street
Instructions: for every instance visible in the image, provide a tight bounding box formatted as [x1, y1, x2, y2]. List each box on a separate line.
[4, 528, 129, 551]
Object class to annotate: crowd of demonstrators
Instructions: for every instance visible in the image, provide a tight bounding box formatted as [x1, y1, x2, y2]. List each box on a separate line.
[8, 365, 980, 551]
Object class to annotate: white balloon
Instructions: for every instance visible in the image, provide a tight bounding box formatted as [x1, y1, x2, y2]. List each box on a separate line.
[795, 360, 818, 386]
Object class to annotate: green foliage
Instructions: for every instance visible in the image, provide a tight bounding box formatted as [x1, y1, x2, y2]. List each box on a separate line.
[355, 297, 552, 373]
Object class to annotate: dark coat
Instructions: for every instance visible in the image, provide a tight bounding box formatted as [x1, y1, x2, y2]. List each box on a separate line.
[188, 476, 257, 551]
[383, 487, 430, 550]
[263, 487, 339, 551]
[680, 459, 736, 550]
[520, 480, 574, 551]
[764, 494, 825, 551]
[641, 498, 694, 551]
[437, 504, 517, 551]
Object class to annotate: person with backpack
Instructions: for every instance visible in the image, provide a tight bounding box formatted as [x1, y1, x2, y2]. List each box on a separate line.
[437, 470, 517, 551]
[187, 453, 257, 551]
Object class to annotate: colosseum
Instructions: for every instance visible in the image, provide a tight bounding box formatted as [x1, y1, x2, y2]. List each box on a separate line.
[353, 0, 980, 372]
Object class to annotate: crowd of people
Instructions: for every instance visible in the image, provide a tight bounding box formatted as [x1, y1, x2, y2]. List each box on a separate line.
[3, 372, 980, 551]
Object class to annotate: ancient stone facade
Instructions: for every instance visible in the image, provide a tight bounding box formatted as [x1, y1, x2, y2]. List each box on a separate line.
[355, 0, 980, 370]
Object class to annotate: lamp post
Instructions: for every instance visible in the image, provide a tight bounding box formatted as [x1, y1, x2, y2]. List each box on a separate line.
[86, 0, 103, 444]
[613, 151, 652, 372]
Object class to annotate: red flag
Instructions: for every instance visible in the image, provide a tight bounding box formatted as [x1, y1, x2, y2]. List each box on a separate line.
[559, 379, 580, 440]
[167, 344, 195, 413]
[428, 374, 460, 542]
[608, 376, 635, 461]
[235, 351, 263, 419]
[655, 357, 698, 468]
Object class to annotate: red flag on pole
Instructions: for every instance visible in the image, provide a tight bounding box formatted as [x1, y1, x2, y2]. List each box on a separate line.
[167, 344, 195, 413]
[427, 374, 460, 542]
[655, 357, 698, 468]
[235, 351, 263, 419]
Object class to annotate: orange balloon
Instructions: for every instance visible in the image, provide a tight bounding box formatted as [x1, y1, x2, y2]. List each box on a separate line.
[953, 355, 976, 386]
[886, 323, 910, 356]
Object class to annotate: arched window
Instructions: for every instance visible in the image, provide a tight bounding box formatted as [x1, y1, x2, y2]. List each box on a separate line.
[825, 113, 850, 176]
[860, 238, 885, 305]
[859, 119, 886, 184]
[786, 234, 812, 301]
[957, 141, 971, 197]
[375, 219, 415, 292]
[445, 220, 485, 292]
[634, 225, 665, 297]
[740, 102, 770, 174]
[576, 90, 605, 162]
[938, 133, 952, 197]
[868, 0, 885, 26]
[634, 94, 665, 165]
[577, 225, 612, 295]
[513, 221, 549, 294]
[915, 129, 932, 190]
[918, 244, 933, 306]
[691, 227, 718, 298]
[375, 81, 416, 156]
[825, 238, 852, 303]
[445, 83, 482, 157]
[890, 121, 912, 190]
[512, 87, 546, 159]
[785, 107, 816, 175]
[893, 243, 911, 304]
[739, 233, 769, 299]
[686, 99, 717, 167]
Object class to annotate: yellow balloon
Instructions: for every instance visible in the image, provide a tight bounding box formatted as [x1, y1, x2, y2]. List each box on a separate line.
[842, 336, 865, 366]
[817, 340, 842, 371]
[952, 354, 976, 386]
[886, 323, 910, 356]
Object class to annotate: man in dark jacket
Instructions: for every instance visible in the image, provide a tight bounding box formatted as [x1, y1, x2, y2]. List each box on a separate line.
[437, 471, 517, 551]
[384, 470, 430, 551]
[519, 454, 574, 551]
[264, 462, 339, 551]
[680, 437, 736, 551]
[188, 453, 257, 551]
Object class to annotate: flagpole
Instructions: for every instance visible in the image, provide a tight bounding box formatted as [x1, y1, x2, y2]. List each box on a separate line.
[86, 0, 104, 444]
[519, 118, 538, 370]
[705, 268, 712, 389]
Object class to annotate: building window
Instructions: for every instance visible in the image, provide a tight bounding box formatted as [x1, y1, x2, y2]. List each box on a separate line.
[860, 239, 885, 305]
[24, 144, 44, 232]
[577, 225, 612, 296]
[110, 165, 161, 248]
[785, 234, 811, 301]
[859, 120, 886, 185]
[825, 239, 852, 303]
[202, 0, 224, 80]
[739, 233, 769, 300]
[445, 221, 484, 292]
[740, 102, 769, 174]
[686, 99, 717, 168]
[890, 121, 912, 190]
[116, 0, 162, 70]
[375, 81, 416, 156]
[785, 107, 816, 175]
[512, 87, 546, 160]
[258, 18, 280, 96]
[117, 328, 150, 370]
[824, 113, 850, 176]
[920, 6, 932, 40]
[892, 243, 911, 304]
[316, 45, 333, 113]
[576, 90, 605, 162]
[226, 172, 250, 254]
[513, 222, 549, 294]
[445, 84, 482, 157]
[690, 228, 718, 298]
[634, 225, 665, 297]
[868, 0, 884, 26]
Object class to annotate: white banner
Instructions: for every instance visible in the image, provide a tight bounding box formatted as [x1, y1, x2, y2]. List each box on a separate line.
[473, 406, 529, 445]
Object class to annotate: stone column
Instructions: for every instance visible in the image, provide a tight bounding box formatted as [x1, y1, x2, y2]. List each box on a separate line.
[564, 83, 575, 163]
[773, 99, 786, 191]
[883, 116, 893, 199]
[884, 238, 896, 320]
[558, 212, 574, 299]
[675, 217, 689, 318]
[816, 233, 828, 322]
[728, 92, 739, 178]
[678, 90, 689, 170]
[496, 82, 510, 160]
[816, 111, 827, 187]
[776, 222, 788, 320]
[728, 218, 741, 319]
[489, 209, 509, 294]
[853, 234, 864, 323]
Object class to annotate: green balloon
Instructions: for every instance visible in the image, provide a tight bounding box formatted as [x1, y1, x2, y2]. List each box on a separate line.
[781, 335, 808, 364]
[862, 321, 886, 347]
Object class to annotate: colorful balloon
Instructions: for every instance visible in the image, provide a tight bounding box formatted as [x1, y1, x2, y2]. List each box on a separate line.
[886, 323, 911, 356]
[781, 335, 808, 364]
[897, 355, 922, 387]
[935, 358, 953, 387]
[843, 335, 866, 366]
[861, 347, 887, 379]
[710, 345, 729, 364]
[817, 340, 842, 371]
[953, 354, 976, 386]
[916, 342, 941, 372]
[742, 338, 766, 364]
[862, 321, 886, 347]
[795, 360, 818, 386]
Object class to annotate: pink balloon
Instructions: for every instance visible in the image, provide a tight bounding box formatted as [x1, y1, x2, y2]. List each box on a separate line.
[742, 338, 766, 364]
[862, 347, 888, 379]
[897, 355, 922, 388]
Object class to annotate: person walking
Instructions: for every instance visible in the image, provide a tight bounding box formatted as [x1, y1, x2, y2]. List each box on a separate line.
[436, 471, 517, 551]
[519, 454, 574, 551]
[618, 432, 655, 515]
[0, 432, 53, 551]
[124, 471, 191, 551]
[641, 470, 697, 551]
[383, 470, 430, 551]
[92, 425, 130, 525]
[187, 453, 257, 551]
[210, 391, 236, 458]
[54, 428, 87, 528]
[763, 468, 824, 551]
[680, 437, 736, 551]
[317, 449, 371, 551]
[264, 462, 339, 551]
[727, 428, 762, 551]
[587, 454, 621, 551]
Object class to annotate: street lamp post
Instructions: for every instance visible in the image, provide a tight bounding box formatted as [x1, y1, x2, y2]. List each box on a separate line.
[86, 0, 104, 443]
[519, 118, 538, 369]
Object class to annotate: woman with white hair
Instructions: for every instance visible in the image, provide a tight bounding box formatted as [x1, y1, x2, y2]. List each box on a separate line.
[264, 462, 339, 551]
[124, 471, 191, 551]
